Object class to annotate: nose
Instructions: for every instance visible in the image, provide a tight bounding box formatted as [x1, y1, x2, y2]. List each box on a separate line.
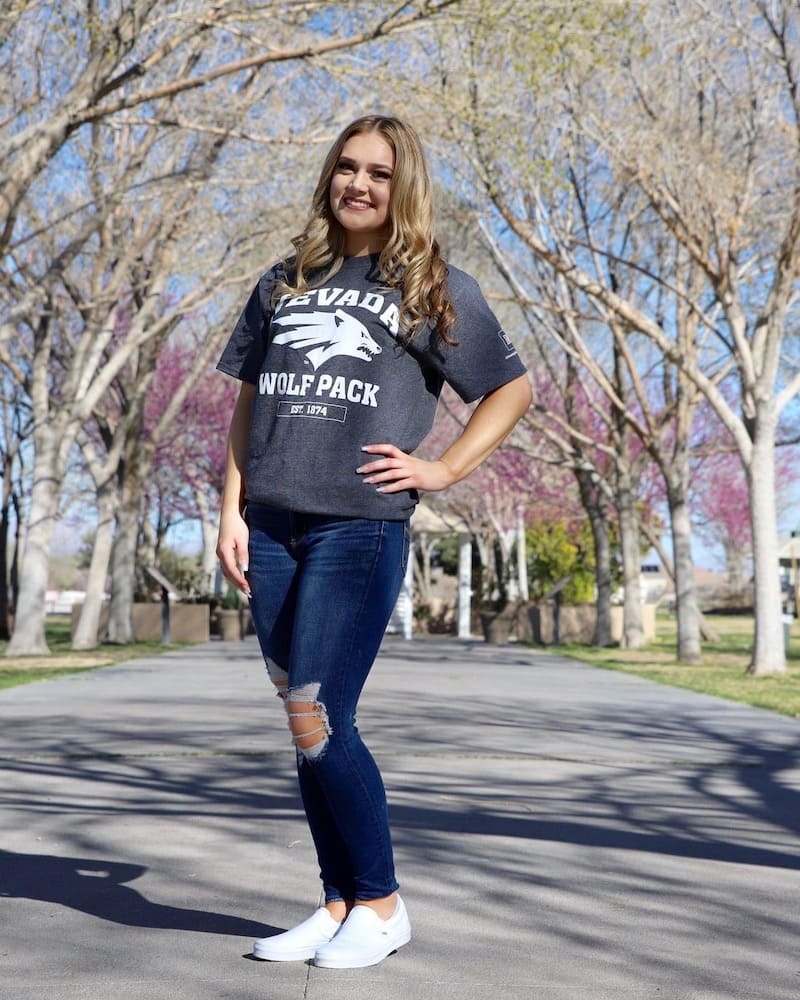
[346, 169, 368, 191]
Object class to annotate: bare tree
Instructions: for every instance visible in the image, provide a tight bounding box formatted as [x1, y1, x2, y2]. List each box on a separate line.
[0, 380, 30, 640]
[422, 0, 800, 673]
[476, 227, 643, 648]
[0, 0, 465, 263]
[572, 0, 800, 674]
[71, 423, 130, 651]
[3, 109, 245, 654]
[1, 0, 467, 655]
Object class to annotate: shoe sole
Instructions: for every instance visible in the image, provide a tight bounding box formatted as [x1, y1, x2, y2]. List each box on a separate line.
[313, 932, 411, 969]
[252, 945, 318, 961]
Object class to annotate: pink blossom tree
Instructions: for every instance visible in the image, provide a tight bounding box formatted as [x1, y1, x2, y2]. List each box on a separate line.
[144, 340, 238, 594]
[692, 426, 798, 597]
[420, 384, 574, 609]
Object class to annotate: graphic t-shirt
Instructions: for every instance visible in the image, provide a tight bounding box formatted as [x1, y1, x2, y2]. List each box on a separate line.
[217, 253, 526, 520]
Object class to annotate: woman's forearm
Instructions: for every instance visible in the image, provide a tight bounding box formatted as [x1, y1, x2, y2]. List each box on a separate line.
[437, 374, 532, 486]
[357, 374, 532, 494]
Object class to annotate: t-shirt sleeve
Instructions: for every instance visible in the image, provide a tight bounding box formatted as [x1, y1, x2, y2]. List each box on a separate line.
[216, 268, 279, 384]
[422, 267, 527, 403]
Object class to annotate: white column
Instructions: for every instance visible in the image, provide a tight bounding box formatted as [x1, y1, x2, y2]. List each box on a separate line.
[517, 509, 529, 601]
[457, 532, 472, 639]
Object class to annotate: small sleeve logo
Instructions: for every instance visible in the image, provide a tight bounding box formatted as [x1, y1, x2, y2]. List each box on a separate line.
[497, 328, 517, 358]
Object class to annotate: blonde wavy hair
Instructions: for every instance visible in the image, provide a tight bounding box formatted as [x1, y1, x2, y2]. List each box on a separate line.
[274, 115, 456, 344]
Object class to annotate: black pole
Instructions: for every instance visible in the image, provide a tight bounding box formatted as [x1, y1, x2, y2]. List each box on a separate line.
[552, 591, 561, 645]
[160, 585, 170, 646]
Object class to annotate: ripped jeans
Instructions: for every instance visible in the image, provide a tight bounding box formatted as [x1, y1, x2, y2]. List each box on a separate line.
[246, 503, 410, 903]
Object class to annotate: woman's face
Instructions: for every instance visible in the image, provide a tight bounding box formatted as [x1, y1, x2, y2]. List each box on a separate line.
[329, 131, 395, 256]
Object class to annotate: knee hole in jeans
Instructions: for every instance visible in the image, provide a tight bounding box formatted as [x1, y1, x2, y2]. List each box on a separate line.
[279, 681, 332, 761]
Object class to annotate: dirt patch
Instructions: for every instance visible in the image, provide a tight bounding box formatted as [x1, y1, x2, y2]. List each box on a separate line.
[0, 655, 114, 670]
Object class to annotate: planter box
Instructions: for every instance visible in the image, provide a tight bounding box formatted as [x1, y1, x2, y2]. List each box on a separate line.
[530, 603, 595, 644]
[531, 603, 656, 645]
[479, 602, 539, 644]
[480, 610, 516, 644]
[71, 602, 210, 644]
[215, 608, 245, 641]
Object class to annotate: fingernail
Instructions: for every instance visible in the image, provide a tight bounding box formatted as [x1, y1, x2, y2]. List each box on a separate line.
[363, 477, 373, 484]
[356, 466, 365, 473]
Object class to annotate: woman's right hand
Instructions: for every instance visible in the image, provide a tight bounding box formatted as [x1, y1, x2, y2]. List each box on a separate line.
[216, 508, 251, 597]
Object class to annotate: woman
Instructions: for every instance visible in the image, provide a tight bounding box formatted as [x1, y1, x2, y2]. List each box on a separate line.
[216, 115, 531, 969]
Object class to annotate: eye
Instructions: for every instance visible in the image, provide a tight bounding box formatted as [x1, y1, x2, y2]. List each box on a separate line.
[373, 170, 392, 181]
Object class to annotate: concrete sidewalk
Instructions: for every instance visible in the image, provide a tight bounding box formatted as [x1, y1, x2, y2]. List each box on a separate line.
[1, 635, 798, 1000]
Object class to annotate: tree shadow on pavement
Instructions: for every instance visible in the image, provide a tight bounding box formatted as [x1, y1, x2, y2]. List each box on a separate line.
[0, 848, 276, 937]
[388, 764, 800, 873]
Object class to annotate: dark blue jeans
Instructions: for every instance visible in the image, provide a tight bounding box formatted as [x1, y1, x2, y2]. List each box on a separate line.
[246, 503, 410, 903]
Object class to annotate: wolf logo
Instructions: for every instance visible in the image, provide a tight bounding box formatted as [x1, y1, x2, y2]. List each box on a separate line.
[271, 309, 382, 371]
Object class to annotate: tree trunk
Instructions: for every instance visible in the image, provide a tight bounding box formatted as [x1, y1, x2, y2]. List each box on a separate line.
[616, 464, 645, 649]
[0, 462, 12, 639]
[666, 484, 702, 663]
[590, 518, 613, 647]
[576, 469, 613, 647]
[3, 433, 63, 655]
[139, 492, 157, 578]
[590, 507, 614, 648]
[195, 487, 219, 596]
[500, 528, 519, 603]
[610, 341, 645, 649]
[663, 411, 702, 663]
[474, 532, 493, 604]
[106, 482, 140, 644]
[0, 504, 10, 641]
[71, 478, 117, 650]
[106, 437, 143, 644]
[106, 399, 155, 645]
[747, 417, 785, 675]
[489, 517, 518, 604]
[412, 531, 436, 606]
[10, 492, 21, 618]
[641, 519, 719, 642]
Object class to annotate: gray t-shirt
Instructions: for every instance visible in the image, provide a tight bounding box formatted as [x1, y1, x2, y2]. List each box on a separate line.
[217, 253, 526, 520]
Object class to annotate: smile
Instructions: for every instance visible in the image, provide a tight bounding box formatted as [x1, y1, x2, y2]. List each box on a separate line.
[343, 197, 373, 210]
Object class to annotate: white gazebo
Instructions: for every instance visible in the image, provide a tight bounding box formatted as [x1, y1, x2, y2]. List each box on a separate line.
[388, 502, 474, 639]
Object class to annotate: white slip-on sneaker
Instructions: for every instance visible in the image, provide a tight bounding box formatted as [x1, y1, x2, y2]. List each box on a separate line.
[313, 896, 411, 969]
[253, 907, 342, 961]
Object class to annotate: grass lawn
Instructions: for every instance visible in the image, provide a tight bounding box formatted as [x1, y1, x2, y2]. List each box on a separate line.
[0, 616, 199, 691]
[556, 613, 800, 720]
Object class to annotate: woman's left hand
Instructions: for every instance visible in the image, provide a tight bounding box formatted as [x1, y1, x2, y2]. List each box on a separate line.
[357, 444, 455, 494]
